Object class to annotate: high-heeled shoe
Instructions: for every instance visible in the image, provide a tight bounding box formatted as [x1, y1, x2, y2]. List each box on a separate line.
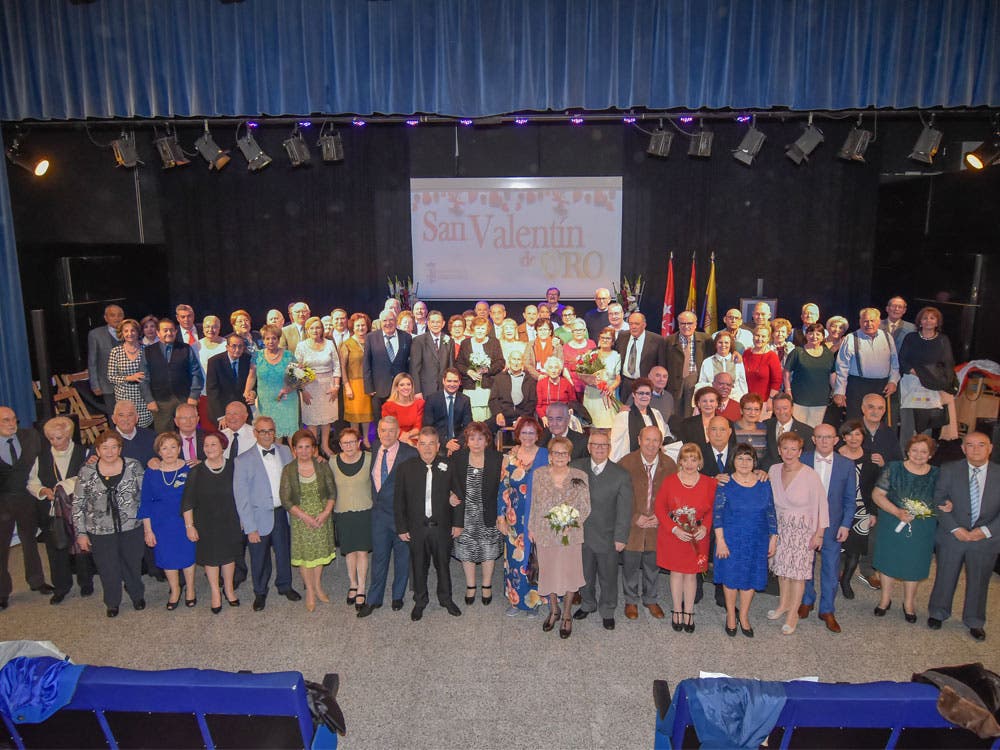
[903, 608, 917, 623]
[543, 608, 561, 632]
[481, 585, 492, 605]
[559, 618, 572, 639]
[781, 623, 796, 635]
[316, 590, 330, 604]
[185, 596, 197, 608]
[766, 608, 786, 620]
[211, 603, 222, 615]
[724, 621, 737, 637]
[306, 592, 316, 612]
[740, 621, 755, 638]
[346, 588, 357, 605]
[874, 601, 892, 617]
[166, 596, 180, 611]
[354, 593, 365, 612]
[671, 610, 684, 632]
[683, 611, 695, 633]
[465, 586, 476, 605]
[226, 597, 240, 607]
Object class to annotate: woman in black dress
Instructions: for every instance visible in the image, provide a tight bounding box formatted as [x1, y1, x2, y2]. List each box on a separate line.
[451, 422, 502, 605]
[836, 420, 880, 599]
[181, 432, 244, 613]
[898, 305, 959, 445]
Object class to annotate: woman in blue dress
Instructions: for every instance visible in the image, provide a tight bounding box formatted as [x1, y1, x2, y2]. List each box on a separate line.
[138, 433, 196, 609]
[251, 324, 300, 442]
[497, 416, 548, 616]
[713, 443, 778, 637]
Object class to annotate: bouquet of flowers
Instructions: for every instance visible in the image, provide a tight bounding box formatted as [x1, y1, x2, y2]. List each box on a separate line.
[612, 275, 644, 313]
[468, 352, 492, 389]
[387, 275, 419, 310]
[894, 498, 935, 536]
[573, 349, 605, 375]
[284, 362, 316, 391]
[671, 505, 708, 572]
[574, 350, 622, 412]
[545, 503, 581, 546]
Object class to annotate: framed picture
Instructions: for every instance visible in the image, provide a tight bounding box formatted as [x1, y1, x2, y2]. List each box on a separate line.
[740, 297, 778, 324]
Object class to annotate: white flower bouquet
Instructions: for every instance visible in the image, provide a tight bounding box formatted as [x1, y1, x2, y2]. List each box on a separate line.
[545, 502, 581, 546]
[284, 363, 316, 390]
[894, 498, 935, 535]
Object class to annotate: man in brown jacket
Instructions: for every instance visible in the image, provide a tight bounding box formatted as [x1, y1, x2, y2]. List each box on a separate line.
[618, 425, 677, 620]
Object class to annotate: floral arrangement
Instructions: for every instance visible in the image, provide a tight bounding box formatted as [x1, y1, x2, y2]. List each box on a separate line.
[612, 275, 644, 313]
[573, 350, 623, 412]
[284, 362, 316, 390]
[671, 505, 708, 572]
[468, 352, 492, 388]
[387, 275, 419, 311]
[573, 349, 605, 375]
[894, 498, 935, 536]
[545, 502, 581, 546]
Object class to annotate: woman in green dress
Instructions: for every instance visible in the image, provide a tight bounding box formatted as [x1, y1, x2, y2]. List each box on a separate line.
[250, 324, 300, 442]
[872, 434, 948, 623]
[280, 429, 337, 612]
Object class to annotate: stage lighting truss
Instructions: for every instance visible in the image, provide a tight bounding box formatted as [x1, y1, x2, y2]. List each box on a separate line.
[908, 116, 942, 165]
[194, 120, 231, 171]
[785, 115, 824, 165]
[111, 130, 143, 168]
[283, 125, 312, 167]
[5, 135, 49, 176]
[236, 122, 272, 172]
[318, 122, 344, 163]
[733, 118, 766, 166]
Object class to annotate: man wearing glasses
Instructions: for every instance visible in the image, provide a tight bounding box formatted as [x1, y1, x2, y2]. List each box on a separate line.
[665, 311, 713, 419]
[584, 288, 613, 339]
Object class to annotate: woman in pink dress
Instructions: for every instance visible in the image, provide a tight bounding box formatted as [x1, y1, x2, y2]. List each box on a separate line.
[766, 431, 829, 635]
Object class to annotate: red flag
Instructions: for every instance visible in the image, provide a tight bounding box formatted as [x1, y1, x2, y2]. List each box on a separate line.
[661, 254, 675, 336]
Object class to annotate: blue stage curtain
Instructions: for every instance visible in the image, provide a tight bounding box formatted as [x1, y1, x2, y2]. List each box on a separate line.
[0, 0, 998, 121]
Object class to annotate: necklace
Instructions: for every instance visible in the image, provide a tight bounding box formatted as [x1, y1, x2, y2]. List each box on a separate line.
[678, 473, 699, 488]
[206, 461, 226, 474]
[161, 464, 183, 486]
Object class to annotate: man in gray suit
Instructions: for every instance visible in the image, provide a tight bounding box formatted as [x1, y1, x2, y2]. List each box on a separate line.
[880, 296, 917, 349]
[410, 310, 452, 400]
[279, 301, 311, 352]
[87, 304, 124, 416]
[571, 430, 633, 630]
[928, 432, 1000, 641]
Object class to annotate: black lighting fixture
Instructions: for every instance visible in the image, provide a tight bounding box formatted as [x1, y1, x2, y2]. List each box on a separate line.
[837, 118, 873, 163]
[964, 120, 1000, 170]
[688, 123, 713, 158]
[317, 122, 344, 163]
[111, 130, 142, 168]
[732, 117, 765, 166]
[785, 114, 824, 165]
[647, 127, 673, 158]
[283, 124, 312, 167]
[153, 125, 190, 169]
[194, 120, 231, 171]
[236, 122, 272, 172]
[5, 135, 49, 177]
[908, 116, 943, 165]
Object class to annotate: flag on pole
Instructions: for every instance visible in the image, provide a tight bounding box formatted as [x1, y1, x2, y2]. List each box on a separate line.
[701, 252, 718, 334]
[684, 254, 697, 313]
[661, 253, 675, 336]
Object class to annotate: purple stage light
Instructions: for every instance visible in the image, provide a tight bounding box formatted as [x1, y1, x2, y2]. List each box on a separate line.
[736, 114, 751, 123]
[247, 121, 259, 129]
[622, 116, 637, 124]
[405, 119, 419, 127]
[297, 121, 312, 128]
[459, 119, 474, 126]
[570, 117, 584, 125]
[514, 118, 529, 125]
[351, 118, 366, 127]
[679, 117, 694, 124]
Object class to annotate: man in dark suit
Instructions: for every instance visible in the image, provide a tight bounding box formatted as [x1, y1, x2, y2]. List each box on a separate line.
[423, 368, 472, 456]
[572, 430, 633, 630]
[140, 318, 204, 434]
[928, 432, 1000, 641]
[358, 416, 418, 617]
[410, 310, 453, 400]
[791, 302, 823, 347]
[173, 403, 207, 463]
[696, 417, 739, 478]
[279, 301, 311, 352]
[0, 406, 52, 608]
[174, 303, 201, 351]
[584, 288, 613, 339]
[616, 312, 666, 397]
[363, 309, 412, 418]
[798, 423, 857, 633]
[394, 427, 465, 621]
[763, 393, 814, 469]
[87, 303, 124, 416]
[111, 400, 156, 464]
[488, 349, 537, 433]
[205, 334, 252, 423]
[539, 402, 588, 459]
[665, 311, 714, 418]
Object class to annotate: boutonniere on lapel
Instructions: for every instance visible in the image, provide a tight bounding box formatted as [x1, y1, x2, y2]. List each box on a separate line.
[437, 462, 448, 472]
[443, 334, 451, 344]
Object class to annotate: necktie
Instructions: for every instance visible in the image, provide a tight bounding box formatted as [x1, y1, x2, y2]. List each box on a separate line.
[682, 336, 695, 373]
[386, 336, 395, 362]
[645, 462, 654, 514]
[627, 338, 638, 377]
[717, 452, 725, 473]
[165, 344, 173, 360]
[230, 431, 239, 457]
[425, 463, 434, 517]
[380, 448, 389, 487]
[433, 336, 440, 350]
[447, 395, 455, 439]
[186, 436, 195, 460]
[971, 467, 982, 523]
[777, 422, 786, 438]
[262, 447, 275, 456]
[232, 360, 239, 378]
[7, 438, 18, 463]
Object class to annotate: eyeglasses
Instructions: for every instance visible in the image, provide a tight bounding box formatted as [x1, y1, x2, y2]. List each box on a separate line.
[550, 450, 570, 457]
[340, 439, 359, 446]
[254, 429, 275, 435]
[634, 391, 652, 397]
[589, 442, 610, 449]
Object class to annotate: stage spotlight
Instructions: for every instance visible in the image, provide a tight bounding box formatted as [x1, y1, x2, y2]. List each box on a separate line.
[688, 130, 713, 158]
[283, 127, 312, 166]
[733, 124, 766, 166]
[908, 121, 942, 165]
[194, 121, 230, 170]
[111, 131, 142, 168]
[647, 129, 673, 157]
[785, 122, 824, 165]
[236, 124, 272, 172]
[318, 123, 344, 163]
[154, 133, 189, 169]
[964, 134, 1000, 170]
[5, 138, 49, 176]
[837, 127, 873, 162]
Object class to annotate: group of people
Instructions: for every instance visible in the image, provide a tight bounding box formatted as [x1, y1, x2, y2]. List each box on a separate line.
[0, 287, 994, 646]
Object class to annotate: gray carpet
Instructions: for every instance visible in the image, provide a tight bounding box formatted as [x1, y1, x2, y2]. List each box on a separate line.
[2, 547, 999, 749]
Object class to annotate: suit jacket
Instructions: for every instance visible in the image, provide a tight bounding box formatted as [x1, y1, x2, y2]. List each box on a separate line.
[393, 455, 465, 536]
[279, 323, 305, 352]
[450, 447, 503, 527]
[488, 370, 538, 425]
[664, 332, 714, 401]
[177, 430, 208, 462]
[515, 322, 537, 343]
[700, 442, 738, 478]
[570, 457, 633, 553]
[455, 337, 505, 390]
[423, 390, 473, 447]
[614, 330, 667, 379]
[87, 325, 118, 393]
[0, 428, 42, 497]
[233, 443, 293, 536]
[205, 351, 252, 422]
[410, 331, 454, 397]
[371, 442, 418, 522]
[880, 319, 917, 351]
[362, 330, 412, 398]
[141, 341, 203, 402]
[934, 461, 1000, 552]
[801, 451, 857, 532]
[539, 428, 588, 459]
[618, 450, 677, 551]
[763, 417, 814, 469]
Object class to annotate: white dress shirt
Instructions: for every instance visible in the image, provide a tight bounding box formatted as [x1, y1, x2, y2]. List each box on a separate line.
[259, 445, 283, 508]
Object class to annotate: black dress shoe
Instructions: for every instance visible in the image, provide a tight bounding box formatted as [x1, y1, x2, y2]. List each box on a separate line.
[32, 583, 55, 595]
[903, 609, 917, 624]
[79, 585, 94, 597]
[443, 601, 462, 616]
[873, 601, 891, 617]
[602, 617, 616, 630]
[133, 599, 146, 611]
[0, 598, 8, 610]
[107, 607, 119, 618]
[481, 585, 492, 605]
[49, 592, 67, 605]
[573, 608, 591, 620]
[279, 588, 302, 602]
[927, 617, 943, 630]
[391, 599, 404, 611]
[211, 605, 222, 614]
[970, 627, 987, 641]
[227, 597, 240, 607]
[740, 623, 755, 638]
[357, 603, 381, 618]
[252, 594, 266, 611]
[411, 606, 424, 621]
[464, 586, 476, 605]
[725, 623, 737, 637]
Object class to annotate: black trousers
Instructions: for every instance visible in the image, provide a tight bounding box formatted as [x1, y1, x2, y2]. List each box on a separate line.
[0, 492, 45, 599]
[40, 526, 95, 595]
[845, 375, 888, 422]
[409, 525, 453, 607]
[89, 527, 146, 609]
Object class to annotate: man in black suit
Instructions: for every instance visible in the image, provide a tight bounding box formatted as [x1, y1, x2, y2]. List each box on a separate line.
[616, 312, 667, 397]
[488, 349, 537, 433]
[791, 303, 822, 347]
[762, 393, 813, 469]
[173, 403, 207, 463]
[423, 368, 472, 456]
[410, 310, 452, 400]
[583, 287, 613, 339]
[394, 427, 465, 621]
[363, 309, 412, 418]
[696, 416, 739, 478]
[87, 303, 124, 417]
[540, 401, 588, 459]
[205, 334, 252, 423]
[0, 406, 52, 608]
[140, 318, 204, 434]
[665, 311, 714, 418]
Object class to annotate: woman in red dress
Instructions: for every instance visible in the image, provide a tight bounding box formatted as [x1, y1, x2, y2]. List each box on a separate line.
[654, 443, 716, 634]
[741, 325, 782, 413]
[380, 373, 424, 446]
